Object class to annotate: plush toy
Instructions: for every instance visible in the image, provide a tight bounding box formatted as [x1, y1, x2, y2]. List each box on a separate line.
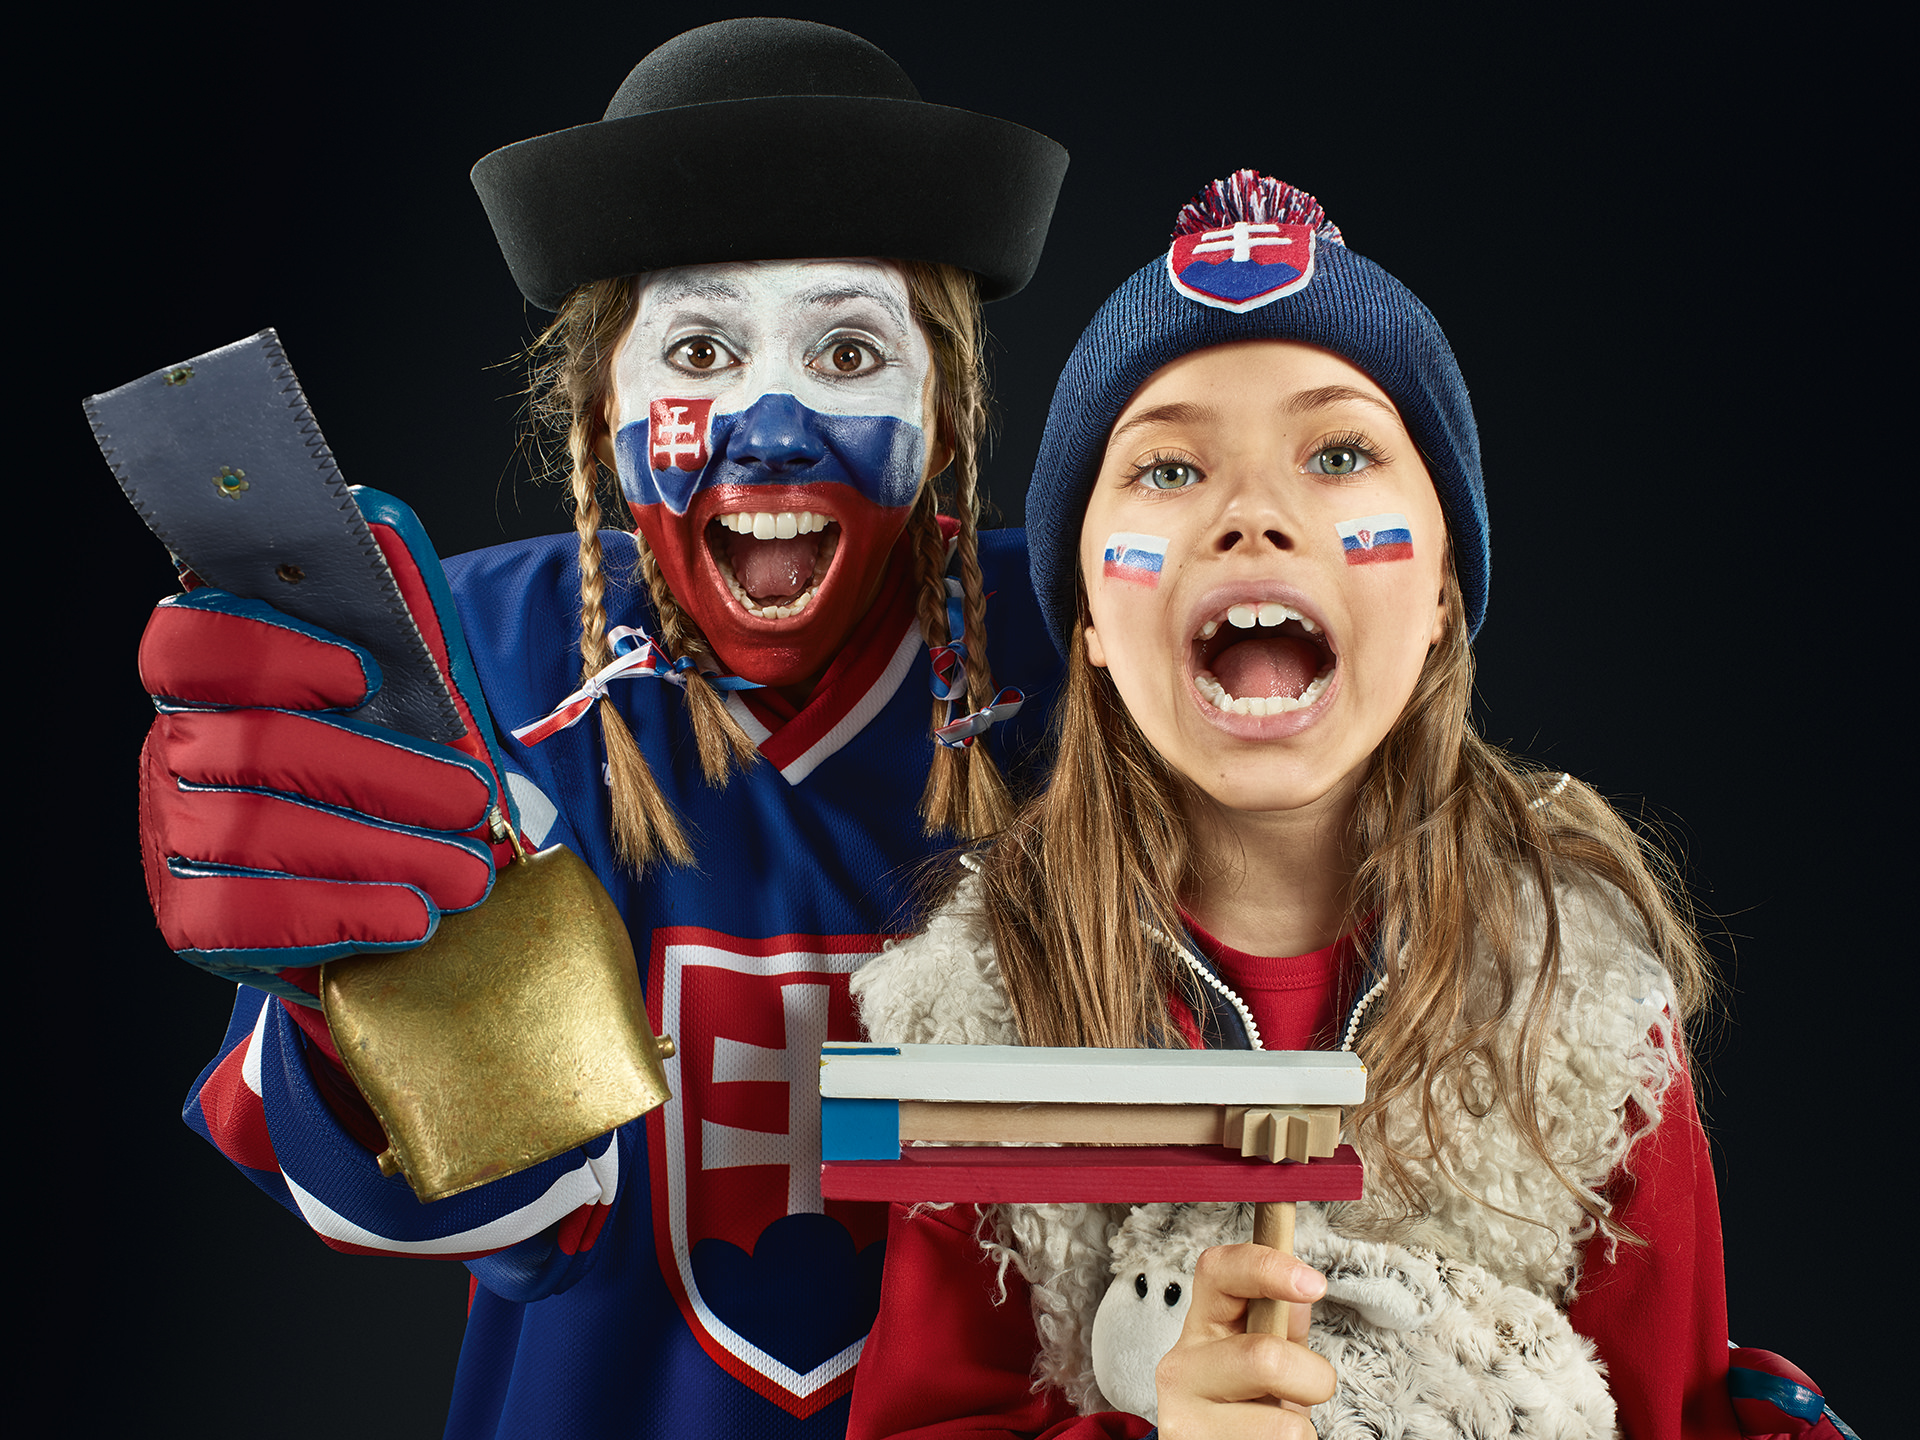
[1089, 1201, 1618, 1436]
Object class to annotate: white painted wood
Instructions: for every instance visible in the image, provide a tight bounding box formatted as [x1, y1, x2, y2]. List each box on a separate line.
[819, 1043, 1367, 1105]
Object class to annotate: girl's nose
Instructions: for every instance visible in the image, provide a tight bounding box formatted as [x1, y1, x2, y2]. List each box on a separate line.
[727, 392, 829, 473]
[1211, 475, 1296, 555]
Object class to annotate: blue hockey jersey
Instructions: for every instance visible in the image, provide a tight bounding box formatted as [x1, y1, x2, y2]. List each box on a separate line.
[183, 526, 1061, 1437]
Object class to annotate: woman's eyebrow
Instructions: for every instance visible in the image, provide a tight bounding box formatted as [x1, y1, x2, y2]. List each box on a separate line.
[646, 275, 747, 308]
[1108, 401, 1216, 446]
[796, 283, 910, 331]
[1286, 385, 1401, 422]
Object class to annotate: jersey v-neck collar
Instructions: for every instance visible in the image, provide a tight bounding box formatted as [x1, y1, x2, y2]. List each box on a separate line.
[724, 534, 922, 786]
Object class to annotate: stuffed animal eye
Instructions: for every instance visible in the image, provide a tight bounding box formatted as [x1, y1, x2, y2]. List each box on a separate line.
[1134, 1273, 1148, 1299]
[1162, 1281, 1182, 1307]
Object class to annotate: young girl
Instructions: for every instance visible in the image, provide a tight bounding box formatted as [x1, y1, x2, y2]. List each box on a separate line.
[844, 172, 1745, 1438]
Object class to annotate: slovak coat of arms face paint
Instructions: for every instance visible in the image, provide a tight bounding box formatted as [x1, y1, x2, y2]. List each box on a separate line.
[608, 260, 935, 693]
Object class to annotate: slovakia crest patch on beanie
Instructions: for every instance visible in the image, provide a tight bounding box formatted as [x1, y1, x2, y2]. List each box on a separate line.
[1166, 220, 1318, 311]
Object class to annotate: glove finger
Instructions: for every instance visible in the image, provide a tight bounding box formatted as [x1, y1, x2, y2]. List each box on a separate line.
[154, 709, 494, 835]
[156, 867, 441, 969]
[142, 728, 494, 914]
[140, 590, 381, 713]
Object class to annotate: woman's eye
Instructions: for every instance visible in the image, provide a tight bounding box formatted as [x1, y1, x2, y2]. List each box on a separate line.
[669, 336, 736, 372]
[1140, 461, 1201, 491]
[810, 338, 881, 376]
[1307, 445, 1372, 476]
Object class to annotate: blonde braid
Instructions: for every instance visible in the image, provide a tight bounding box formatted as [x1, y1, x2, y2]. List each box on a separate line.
[530, 277, 692, 869]
[634, 537, 760, 783]
[901, 261, 1014, 839]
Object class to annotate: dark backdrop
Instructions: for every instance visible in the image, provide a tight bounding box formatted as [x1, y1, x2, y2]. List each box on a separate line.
[37, 5, 1893, 1434]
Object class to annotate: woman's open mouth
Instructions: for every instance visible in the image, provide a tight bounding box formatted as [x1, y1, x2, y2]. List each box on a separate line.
[709, 510, 842, 620]
[1190, 600, 1336, 716]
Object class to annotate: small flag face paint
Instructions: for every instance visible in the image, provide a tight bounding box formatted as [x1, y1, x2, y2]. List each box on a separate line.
[1103, 532, 1170, 586]
[1336, 514, 1414, 564]
[647, 397, 713, 473]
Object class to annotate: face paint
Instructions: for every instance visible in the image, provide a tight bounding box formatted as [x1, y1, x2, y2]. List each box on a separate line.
[1335, 513, 1414, 564]
[607, 259, 935, 693]
[1101, 532, 1170, 587]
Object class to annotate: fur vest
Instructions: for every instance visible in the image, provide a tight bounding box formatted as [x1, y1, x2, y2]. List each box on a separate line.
[852, 872, 1676, 1437]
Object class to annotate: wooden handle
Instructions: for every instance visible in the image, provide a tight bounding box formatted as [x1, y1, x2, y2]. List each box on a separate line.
[1246, 1199, 1296, 1336]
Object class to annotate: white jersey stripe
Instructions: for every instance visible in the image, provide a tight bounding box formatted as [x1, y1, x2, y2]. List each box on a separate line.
[282, 1137, 620, 1255]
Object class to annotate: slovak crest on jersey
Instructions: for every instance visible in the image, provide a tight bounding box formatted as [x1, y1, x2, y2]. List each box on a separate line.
[1167, 221, 1318, 312]
[645, 926, 890, 1417]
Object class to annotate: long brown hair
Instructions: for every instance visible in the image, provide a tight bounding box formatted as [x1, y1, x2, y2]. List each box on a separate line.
[524, 260, 1013, 870]
[973, 561, 1715, 1234]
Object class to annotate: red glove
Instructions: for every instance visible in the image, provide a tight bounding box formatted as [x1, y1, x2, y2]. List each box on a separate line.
[1729, 1347, 1856, 1439]
[138, 586, 504, 1003]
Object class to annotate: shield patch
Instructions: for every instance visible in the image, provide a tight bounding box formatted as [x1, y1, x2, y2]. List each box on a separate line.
[1166, 221, 1318, 312]
[645, 926, 890, 1417]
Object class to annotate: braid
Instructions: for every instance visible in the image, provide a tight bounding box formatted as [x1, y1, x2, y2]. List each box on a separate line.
[634, 537, 760, 783]
[530, 276, 692, 869]
[901, 260, 1014, 839]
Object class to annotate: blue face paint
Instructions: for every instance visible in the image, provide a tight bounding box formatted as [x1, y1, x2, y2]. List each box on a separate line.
[616, 391, 928, 517]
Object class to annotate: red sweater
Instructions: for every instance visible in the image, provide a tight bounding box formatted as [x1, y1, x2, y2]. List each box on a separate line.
[848, 926, 1740, 1439]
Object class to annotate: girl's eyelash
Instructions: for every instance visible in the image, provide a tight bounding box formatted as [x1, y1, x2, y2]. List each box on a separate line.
[1311, 431, 1391, 468]
[1124, 451, 1204, 487]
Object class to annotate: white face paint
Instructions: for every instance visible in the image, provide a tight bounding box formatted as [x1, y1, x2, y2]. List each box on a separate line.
[605, 259, 941, 692]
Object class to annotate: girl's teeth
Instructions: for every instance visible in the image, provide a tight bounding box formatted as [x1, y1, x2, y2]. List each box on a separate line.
[1197, 602, 1324, 640]
[1193, 668, 1333, 715]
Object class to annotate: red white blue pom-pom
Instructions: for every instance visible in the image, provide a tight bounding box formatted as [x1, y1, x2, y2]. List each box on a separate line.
[1173, 170, 1345, 248]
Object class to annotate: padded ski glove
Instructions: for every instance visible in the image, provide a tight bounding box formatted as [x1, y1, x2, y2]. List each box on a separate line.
[135, 494, 521, 1004]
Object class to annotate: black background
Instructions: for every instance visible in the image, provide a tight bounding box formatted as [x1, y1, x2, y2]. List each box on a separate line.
[36, 4, 1894, 1434]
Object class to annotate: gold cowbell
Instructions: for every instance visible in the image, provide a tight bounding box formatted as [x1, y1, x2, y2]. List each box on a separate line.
[321, 843, 674, 1202]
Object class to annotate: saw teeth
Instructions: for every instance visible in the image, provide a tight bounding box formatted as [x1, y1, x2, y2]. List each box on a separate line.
[716, 510, 833, 537]
[1196, 602, 1322, 641]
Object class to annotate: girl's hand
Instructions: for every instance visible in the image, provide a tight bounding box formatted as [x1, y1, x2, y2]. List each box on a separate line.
[1153, 1243, 1335, 1439]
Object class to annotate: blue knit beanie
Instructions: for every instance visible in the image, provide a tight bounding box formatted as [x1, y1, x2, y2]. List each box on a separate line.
[1026, 172, 1487, 657]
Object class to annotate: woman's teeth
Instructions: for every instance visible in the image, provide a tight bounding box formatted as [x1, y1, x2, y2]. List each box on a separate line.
[715, 510, 833, 540]
[712, 513, 840, 619]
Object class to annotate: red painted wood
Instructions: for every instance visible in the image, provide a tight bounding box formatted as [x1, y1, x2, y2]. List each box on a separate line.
[820, 1143, 1364, 1204]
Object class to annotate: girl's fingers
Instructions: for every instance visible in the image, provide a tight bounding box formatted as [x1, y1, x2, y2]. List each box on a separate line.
[1158, 1329, 1337, 1411]
[1185, 1243, 1327, 1337]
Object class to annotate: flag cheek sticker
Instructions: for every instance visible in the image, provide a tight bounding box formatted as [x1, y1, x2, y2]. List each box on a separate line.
[1102, 532, 1170, 587]
[1336, 513, 1414, 564]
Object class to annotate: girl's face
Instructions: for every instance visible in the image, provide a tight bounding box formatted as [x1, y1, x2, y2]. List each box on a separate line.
[1079, 339, 1448, 821]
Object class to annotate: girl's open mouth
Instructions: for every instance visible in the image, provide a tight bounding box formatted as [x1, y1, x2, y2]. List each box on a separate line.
[1190, 600, 1336, 716]
[709, 510, 842, 620]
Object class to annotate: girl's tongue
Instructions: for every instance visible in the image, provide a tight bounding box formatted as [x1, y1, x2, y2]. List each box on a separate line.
[1209, 633, 1324, 700]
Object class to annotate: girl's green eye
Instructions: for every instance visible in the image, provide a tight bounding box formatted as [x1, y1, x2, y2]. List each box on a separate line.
[1309, 446, 1370, 476]
[1142, 462, 1200, 490]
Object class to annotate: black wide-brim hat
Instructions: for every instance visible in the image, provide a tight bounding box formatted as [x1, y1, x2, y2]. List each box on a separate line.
[472, 18, 1069, 311]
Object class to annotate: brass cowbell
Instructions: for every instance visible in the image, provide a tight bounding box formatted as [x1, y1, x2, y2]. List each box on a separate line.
[320, 840, 674, 1202]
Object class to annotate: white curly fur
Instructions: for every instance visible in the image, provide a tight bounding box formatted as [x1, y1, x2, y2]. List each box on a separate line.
[851, 871, 1663, 1432]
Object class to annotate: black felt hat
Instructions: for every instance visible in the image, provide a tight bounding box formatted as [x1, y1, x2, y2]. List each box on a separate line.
[471, 18, 1069, 311]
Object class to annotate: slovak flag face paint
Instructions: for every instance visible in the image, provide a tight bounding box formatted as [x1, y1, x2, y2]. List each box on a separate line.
[607, 260, 936, 692]
[1336, 513, 1415, 564]
[1102, 532, 1170, 587]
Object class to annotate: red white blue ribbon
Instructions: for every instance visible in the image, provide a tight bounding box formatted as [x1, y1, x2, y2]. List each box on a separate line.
[928, 580, 1023, 749]
[511, 625, 759, 746]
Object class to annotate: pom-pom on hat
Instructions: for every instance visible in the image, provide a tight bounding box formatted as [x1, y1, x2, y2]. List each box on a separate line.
[1025, 171, 1487, 655]
[471, 18, 1069, 311]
